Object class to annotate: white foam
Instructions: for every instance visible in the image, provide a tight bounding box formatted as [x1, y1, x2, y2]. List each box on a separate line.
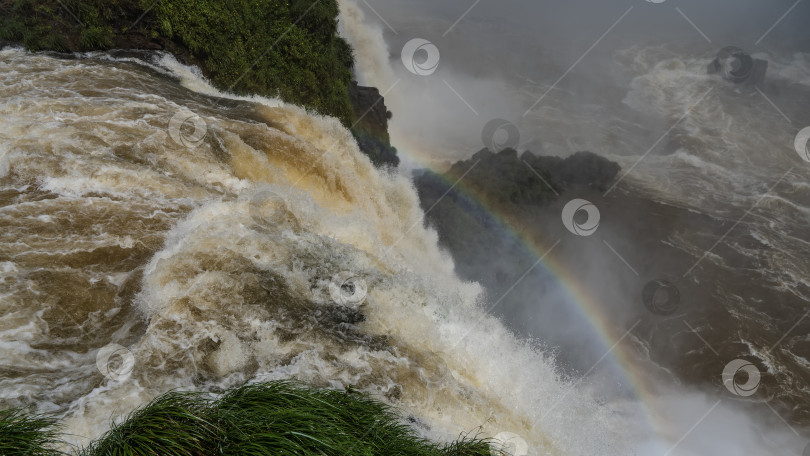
[0, 48, 636, 453]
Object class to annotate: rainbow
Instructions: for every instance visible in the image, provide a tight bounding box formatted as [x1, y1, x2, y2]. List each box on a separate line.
[394, 138, 668, 440]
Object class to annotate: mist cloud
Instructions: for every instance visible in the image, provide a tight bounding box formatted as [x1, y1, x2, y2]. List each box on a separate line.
[341, 0, 809, 168]
[337, 1, 810, 454]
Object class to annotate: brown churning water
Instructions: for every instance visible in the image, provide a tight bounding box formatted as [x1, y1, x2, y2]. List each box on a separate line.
[0, 48, 635, 454]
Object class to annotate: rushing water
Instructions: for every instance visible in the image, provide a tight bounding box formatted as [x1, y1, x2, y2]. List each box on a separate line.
[0, 47, 642, 454]
[519, 44, 810, 421]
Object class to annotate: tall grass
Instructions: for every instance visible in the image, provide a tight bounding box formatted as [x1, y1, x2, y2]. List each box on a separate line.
[0, 409, 65, 456]
[1, 381, 503, 456]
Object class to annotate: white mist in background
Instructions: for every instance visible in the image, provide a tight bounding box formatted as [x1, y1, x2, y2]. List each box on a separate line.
[334, 0, 810, 454]
[336, 0, 518, 170]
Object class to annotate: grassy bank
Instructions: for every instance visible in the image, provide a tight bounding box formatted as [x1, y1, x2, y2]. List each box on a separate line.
[0, 0, 355, 125]
[1, 381, 501, 456]
[0, 409, 63, 456]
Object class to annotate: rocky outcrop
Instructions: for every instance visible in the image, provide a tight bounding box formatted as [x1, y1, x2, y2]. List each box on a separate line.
[347, 82, 390, 140]
[413, 147, 620, 295]
[416, 148, 619, 211]
[525, 150, 620, 192]
[347, 81, 399, 167]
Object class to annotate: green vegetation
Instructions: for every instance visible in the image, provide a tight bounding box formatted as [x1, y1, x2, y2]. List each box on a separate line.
[0, 0, 402, 165]
[0, 409, 64, 456]
[0, 0, 355, 125]
[1, 381, 501, 456]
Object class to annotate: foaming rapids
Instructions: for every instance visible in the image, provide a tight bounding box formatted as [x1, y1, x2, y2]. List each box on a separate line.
[0, 48, 636, 454]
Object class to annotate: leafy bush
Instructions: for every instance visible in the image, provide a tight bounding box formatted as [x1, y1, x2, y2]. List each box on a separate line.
[23, 25, 70, 52]
[79, 25, 113, 49]
[0, 17, 25, 40]
[145, 0, 355, 124]
[0, 0, 355, 125]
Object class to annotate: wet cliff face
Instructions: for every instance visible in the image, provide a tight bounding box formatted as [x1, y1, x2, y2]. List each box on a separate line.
[348, 81, 399, 167]
[348, 82, 392, 141]
[412, 147, 610, 281]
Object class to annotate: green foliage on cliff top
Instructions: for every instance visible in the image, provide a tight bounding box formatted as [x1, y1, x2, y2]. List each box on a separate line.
[0, 0, 355, 125]
[1, 381, 502, 456]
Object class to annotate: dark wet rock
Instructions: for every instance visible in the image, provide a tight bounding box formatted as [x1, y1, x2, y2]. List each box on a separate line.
[347, 82, 390, 140]
[420, 148, 620, 211]
[413, 146, 619, 293]
[534, 150, 621, 191]
[347, 81, 399, 167]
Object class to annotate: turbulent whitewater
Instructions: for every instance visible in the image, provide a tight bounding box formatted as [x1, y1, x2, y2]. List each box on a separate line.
[0, 48, 636, 454]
